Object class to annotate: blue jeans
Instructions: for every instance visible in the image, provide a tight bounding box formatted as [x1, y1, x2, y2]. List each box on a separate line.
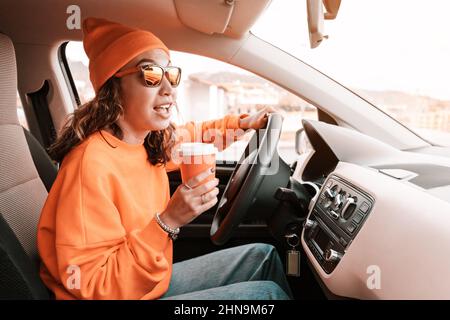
[160, 243, 293, 300]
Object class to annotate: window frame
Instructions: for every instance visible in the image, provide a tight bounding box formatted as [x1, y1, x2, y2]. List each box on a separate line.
[58, 41, 82, 109]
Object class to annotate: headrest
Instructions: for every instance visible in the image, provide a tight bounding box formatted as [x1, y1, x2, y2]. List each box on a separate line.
[0, 33, 18, 125]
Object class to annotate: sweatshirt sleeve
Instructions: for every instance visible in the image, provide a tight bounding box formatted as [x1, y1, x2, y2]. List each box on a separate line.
[165, 113, 249, 172]
[51, 149, 172, 300]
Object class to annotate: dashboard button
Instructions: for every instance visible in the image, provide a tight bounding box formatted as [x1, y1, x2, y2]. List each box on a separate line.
[339, 237, 348, 247]
[330, 210, 339, 219]
[341, 196, 357, 219]
[304, 219, 317, 229]
[331, 192, 345, 211]
[352, 213, 364, 224]
[347, 223, 357, 234]
[325, 249, 343, 262]
[360, 202, 370, 213]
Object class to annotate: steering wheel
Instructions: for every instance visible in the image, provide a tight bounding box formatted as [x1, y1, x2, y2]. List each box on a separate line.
[210, 113, 284, 245]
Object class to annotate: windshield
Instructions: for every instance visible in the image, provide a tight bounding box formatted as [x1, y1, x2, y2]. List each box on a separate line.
[252, 0, 450, 146]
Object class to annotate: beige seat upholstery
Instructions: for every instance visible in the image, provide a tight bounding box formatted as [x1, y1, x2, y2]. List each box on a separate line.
[0, 32, 50, 299]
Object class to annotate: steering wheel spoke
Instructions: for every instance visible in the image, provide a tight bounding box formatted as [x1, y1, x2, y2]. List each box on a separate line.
[210, 114, 290, 245]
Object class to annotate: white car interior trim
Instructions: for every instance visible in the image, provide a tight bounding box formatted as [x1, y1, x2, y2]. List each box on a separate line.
[378, 168, 418, 181]
[174, 0, 235, 35]
[173, 0, 271, 38]
[301, 161, 450, 299]
[303, 120, 450, 168]
[300, 120, 450, 200]
[14, 43, 73, 135]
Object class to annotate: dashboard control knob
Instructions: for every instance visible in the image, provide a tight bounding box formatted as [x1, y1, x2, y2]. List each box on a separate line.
[324, 185, 338, 199]
[324, 249, 343, 262]
[341, 197, 357, 219]
[331, 192, 344, 211]
[303, 219, 317, 229]
[323, 198, 332, 208]
[330, 210, 339, 219]
[324, 188, 334, 199]
[323, 185, 338, 208]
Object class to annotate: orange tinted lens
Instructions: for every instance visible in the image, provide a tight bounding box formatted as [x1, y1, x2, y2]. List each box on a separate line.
[167, 67, 181, 86]
[143, 66, 163, 86]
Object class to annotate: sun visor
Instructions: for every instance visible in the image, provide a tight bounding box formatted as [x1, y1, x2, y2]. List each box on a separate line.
[174, 0, 271, 38]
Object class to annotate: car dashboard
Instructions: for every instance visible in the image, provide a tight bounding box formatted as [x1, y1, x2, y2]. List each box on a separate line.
[290, 120, 450, 299]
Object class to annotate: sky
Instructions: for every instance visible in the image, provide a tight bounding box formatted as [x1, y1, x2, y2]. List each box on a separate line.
[251, 0, 450, 101]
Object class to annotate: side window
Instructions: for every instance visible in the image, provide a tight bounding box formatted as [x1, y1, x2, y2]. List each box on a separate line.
[16, 92, 28, 129]
[64, 41, 317, 163]
[65, 41, 95, 105]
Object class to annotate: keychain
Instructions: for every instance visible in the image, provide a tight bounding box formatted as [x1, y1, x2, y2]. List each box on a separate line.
[285, 233, 301, 277]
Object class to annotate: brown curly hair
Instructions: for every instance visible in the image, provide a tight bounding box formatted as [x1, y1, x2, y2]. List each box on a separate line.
[48, 76, 177, 166]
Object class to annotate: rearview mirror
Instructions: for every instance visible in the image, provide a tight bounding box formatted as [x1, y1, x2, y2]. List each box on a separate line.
[307, 0, 341, 48]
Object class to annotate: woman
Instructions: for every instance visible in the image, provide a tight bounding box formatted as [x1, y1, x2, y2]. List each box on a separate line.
[37, 17, 293, 300]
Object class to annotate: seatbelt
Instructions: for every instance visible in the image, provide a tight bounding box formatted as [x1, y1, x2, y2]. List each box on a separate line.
[26, 80, 56, 150]
[22, 127, 58, 192]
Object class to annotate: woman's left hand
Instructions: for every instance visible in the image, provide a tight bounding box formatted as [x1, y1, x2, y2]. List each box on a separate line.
[239, 106, 278, 130]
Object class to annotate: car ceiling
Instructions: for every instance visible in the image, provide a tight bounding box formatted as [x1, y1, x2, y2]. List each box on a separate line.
[0, 0, 271, 46]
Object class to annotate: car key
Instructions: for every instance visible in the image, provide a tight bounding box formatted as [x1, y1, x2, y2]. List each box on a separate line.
[285, 233, 301, 277]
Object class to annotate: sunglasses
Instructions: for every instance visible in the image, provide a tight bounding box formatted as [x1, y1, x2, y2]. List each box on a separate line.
[115, 63, 182, 88]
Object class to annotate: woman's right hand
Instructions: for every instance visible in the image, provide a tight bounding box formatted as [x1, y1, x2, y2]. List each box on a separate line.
[159, 168, 220, 229]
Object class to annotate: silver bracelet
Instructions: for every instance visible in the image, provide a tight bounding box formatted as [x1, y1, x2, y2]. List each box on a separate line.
[155, 212, 180, 241]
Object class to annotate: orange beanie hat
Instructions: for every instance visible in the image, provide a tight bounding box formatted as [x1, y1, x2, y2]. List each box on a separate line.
[82, 17, 170, 93]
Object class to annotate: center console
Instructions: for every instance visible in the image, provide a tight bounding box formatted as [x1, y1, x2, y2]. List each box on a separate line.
[303, 174, 374, 274]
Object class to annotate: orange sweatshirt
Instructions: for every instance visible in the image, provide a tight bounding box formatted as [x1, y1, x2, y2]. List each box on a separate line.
[37, 114, 248, 300]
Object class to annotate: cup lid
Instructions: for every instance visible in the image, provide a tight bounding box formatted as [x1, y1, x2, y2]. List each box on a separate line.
[178, 142, 218, 156]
